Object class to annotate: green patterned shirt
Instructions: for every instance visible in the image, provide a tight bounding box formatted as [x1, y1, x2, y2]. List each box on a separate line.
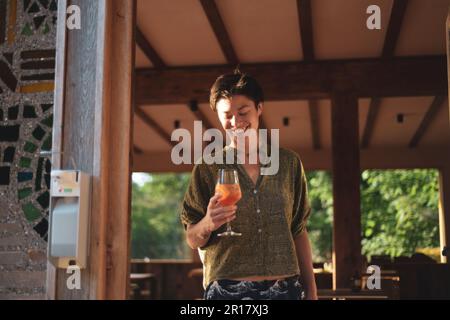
[180, 146, 311, 289]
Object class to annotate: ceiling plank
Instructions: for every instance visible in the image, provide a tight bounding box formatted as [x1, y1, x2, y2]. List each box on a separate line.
[308, 100, 320, 150]
[199, 0, 239, 66]
[136, 27, 166, 69]
[361, 97, 382, 149]
[297, 0, 314, 61]
[135, 107, 176, 146]
[135, 56, 447, 104]
[408, 96, 446, 148]
[382, 0, 409, 58]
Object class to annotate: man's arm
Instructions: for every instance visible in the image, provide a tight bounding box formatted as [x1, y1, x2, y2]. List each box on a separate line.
[185, 193, 237, 249]
[294, 229, 318, 300]
[186, 220, 212, 249]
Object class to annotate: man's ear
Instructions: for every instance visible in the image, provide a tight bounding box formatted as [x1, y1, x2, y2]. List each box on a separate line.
[257, 103, 263, 116]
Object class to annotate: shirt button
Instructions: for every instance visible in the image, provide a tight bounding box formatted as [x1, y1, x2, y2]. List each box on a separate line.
[253, 189, 258, 194]
[256, 209, 261, 213]
[258, 229, 262, 233]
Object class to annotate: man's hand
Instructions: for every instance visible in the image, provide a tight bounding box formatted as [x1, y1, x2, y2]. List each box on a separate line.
[186, 193, 237, 249]
[203, 193, 237, 234]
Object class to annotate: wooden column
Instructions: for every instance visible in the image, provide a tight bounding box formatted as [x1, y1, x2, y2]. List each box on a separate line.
[439, 166, 450, 263]
[331, 90, 362, 289]
[47, 0, 136, 299]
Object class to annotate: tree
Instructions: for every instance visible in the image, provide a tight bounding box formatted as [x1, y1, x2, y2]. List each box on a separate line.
[305, 169, 440, 262]
[131, 173, 191, 259]
[130, 169, 440, 263]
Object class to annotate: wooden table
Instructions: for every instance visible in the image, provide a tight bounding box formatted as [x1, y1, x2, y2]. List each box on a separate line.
[318, 289, 390, 300]
[130, 273, 156, 300]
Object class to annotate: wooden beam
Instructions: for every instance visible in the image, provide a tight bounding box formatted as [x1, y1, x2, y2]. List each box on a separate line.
[331, 91, 362, 289]
[297, 0, 314, 61]
[308, 100, 320, 149]
[409, 96, 446, 148]
[135, 26, 165, 69]
[135, 56, 447, 104]
[135, 107, 175, 146]
[133, 147, 450, 173]
[199, 0, 238, 65]
[382, 0, 409, 58]
[361, 97, 381, 149]
[188, 100, 215, 130]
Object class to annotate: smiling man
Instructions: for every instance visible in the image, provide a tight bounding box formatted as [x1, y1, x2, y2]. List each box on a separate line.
[180, 70, 317, 300]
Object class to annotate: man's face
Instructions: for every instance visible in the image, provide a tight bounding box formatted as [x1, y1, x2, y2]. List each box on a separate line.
[216, 94, 262, 148]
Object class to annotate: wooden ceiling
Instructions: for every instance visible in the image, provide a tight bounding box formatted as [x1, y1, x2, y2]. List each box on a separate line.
[133, 0, 450, 172]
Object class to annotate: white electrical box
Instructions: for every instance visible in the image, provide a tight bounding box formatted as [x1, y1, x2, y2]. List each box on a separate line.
[48, 170, 91, 269]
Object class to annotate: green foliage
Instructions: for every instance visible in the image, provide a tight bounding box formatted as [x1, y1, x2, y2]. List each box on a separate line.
[131, 170, 440, 263]
[306, 169, 440, 262]
[306, 171, 333, 262]
[131, 173, 191, 259]
[360, 169, 439, 260]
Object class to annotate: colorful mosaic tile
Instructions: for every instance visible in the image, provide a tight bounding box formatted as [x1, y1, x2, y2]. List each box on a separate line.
[1, 0, 56, 242]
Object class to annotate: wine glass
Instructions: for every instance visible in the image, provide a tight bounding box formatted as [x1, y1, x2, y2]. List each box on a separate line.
[216, 169, 242, 237]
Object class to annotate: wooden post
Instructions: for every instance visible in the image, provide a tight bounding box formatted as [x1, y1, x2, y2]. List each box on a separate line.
[439, 166, 450, 263]
[331, 90, 362, 289]
[447, 6, 450, 126]
[47, 0, 136, 299]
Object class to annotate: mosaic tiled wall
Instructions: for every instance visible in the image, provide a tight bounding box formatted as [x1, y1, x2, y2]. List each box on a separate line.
[0, 0, 57, 299]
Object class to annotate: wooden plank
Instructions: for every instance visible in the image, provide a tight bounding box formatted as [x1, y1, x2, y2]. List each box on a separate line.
[135, 56, 447, 104]
[135, 107, 176, 147]
[382, 0, 409, 57]
[103, 0, 135, 299]
[135, 27, 165, 69]
[297, 0, 314, 61]
[447, 7, 450, 127]
[409, 96, 446, 148]
[308, 100, 320, 149]
[133, 147, 450, 173]
[199, 0, 238, 65]
[331, 91, 362, 289]
[46, 0, 68, 300]
[49, 0, 135, 300]
[361, 97, 381, 149]
[54, 0, 102, 300]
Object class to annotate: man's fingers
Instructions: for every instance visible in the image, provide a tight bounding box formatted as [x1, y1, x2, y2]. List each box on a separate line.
[213, 215, 236, 227]
[208, 193, 222, 208]
[212, 211, 236, 222]
[210, 206, 237, 217]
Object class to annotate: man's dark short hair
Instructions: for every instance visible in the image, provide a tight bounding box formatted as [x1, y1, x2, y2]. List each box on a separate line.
[209, 69, 264, 112]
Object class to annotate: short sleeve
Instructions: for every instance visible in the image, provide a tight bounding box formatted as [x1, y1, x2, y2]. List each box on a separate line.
[291, 157, 312, 237]
[180, 164, 213, 230]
